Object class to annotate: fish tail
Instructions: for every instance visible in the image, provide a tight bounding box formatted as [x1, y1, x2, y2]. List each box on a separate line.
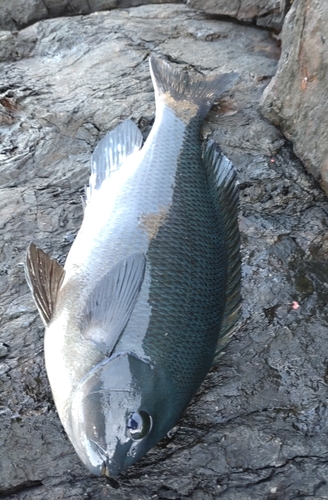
[149, 55, 238, 120]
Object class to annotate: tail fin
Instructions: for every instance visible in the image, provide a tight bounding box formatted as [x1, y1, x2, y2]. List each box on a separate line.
[149, 55, 238, 120]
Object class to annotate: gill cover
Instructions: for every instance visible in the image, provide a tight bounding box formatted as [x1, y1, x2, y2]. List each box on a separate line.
[69, 352, 155, 476]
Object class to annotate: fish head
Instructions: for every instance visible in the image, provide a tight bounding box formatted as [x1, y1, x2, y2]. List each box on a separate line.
[69, 351, 175, 476]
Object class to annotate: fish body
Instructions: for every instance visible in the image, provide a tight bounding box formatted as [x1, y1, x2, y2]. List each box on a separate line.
[26, 56, 240, 476]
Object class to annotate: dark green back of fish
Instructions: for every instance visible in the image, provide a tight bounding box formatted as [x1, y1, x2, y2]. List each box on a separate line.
[144, 114, 228, 409]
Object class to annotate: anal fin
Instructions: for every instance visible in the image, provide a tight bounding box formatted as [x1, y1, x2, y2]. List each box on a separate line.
[86, 119, 143, 203]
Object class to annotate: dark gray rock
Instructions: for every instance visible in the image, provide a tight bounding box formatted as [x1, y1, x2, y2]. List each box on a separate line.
[1, 3, 328, 500]
[261, 0, 328, 194]
[0, 0, 181, 31]
[186, 0, 290, 30]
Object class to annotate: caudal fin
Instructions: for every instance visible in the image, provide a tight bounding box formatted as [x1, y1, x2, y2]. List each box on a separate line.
[149, 55, 238, 120]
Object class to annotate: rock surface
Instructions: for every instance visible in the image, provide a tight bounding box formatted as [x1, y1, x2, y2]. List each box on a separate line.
[187, 0, 289, 30]
[0, 0, 181, 31]
[261, 0, 328, 194]
[0, 0, 290, 32]
[1, 3, 328, 500]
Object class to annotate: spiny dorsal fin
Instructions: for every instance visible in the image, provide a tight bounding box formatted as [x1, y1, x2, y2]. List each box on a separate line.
[149, 55, 239, 120]
[80, 253, 146, 356]
[202, 142, 241, 364]
[25, 243, 65, 326]
[86, 119, 143, 203]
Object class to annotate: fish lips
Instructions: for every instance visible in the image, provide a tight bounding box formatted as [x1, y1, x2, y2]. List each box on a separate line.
[68, 351, 155, 476]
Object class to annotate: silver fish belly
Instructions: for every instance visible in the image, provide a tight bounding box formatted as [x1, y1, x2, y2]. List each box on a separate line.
[25, 55, 241, 476]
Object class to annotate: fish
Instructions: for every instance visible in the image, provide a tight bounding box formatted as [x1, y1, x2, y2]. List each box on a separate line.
[25, 55, 241, 477]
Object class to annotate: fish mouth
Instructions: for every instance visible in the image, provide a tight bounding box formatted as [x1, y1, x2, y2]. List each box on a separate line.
[90, 440, 122, 477]
[97, 440, 140, 476]
[101, 456, 121, 477]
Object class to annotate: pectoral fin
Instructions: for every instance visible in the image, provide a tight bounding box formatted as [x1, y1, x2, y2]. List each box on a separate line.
[81, 253, 146, 356]
[25, 243, 65, 326]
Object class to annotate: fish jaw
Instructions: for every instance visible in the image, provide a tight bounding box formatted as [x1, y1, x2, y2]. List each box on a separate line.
[68, 351, 177, 476]
[44, 304, 104, 432]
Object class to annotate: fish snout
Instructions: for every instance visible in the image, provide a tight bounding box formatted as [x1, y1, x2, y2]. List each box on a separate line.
[68, 352, 156, 475]
[101, 456, 121, 477]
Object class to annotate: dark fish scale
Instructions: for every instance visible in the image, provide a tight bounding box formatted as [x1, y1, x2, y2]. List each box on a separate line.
[144, 116, 228, 404]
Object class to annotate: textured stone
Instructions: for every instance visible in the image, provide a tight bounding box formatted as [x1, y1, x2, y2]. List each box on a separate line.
[187, 0, 289, 30]
[261, 0, 328, 193]
[2, 3, 328, 500]
[1, 0, 48, 30]
[0, 0, 180, 31]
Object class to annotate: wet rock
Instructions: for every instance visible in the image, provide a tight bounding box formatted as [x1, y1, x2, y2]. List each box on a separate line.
[187, 0, 289, 30]
[261, 0, 328, 194]
[1, 3, 328, 500]
[0, 343, 10, 358]
[0, 0, 181, 31]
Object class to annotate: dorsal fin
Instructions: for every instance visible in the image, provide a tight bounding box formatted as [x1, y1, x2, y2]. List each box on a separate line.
[80, 253, 146, 356]
[202, 142, 241, 363]
[86, 119, 143, 203]
[25, 243, 65, 326]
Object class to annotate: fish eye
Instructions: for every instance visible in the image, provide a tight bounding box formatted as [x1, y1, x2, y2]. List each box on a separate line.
[127, 411, 152, 440]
